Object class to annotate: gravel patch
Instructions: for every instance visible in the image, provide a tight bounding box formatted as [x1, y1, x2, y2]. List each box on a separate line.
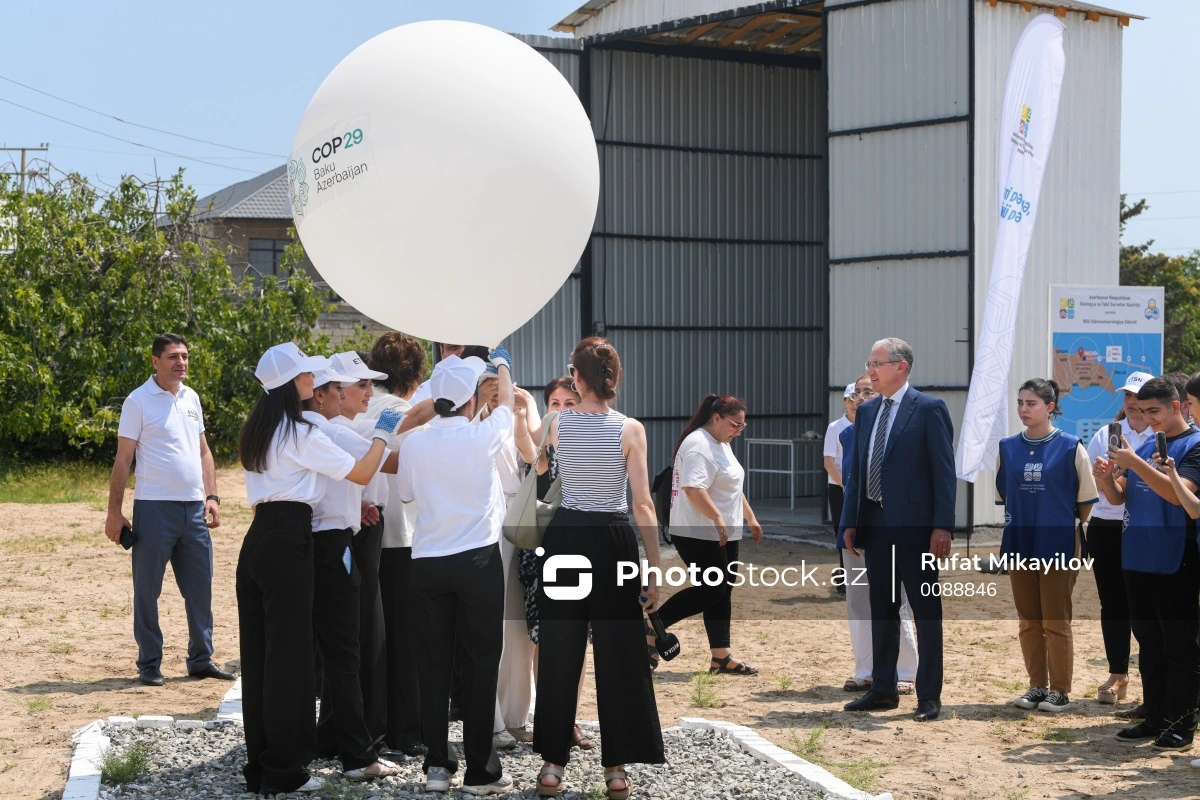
[97, 721, 826, 800]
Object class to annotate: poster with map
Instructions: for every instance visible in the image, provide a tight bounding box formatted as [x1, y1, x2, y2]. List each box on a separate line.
[1049, 285, 1163, 442]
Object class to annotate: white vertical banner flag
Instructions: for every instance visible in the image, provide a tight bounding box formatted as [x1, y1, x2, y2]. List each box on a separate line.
[956, 14, 1066, 482]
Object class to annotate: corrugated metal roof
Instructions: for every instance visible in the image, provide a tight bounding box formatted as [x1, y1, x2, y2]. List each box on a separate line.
[191, 164, 289, 220]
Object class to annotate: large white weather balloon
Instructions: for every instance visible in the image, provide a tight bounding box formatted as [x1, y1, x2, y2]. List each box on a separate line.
[288, 21, 599, 346]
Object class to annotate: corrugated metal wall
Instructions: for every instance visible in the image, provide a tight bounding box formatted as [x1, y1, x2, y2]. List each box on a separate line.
[826, 0, 971, 528]
[969, 3, 1123, 524]
[589, 46, 827, 488]
[506, 36, 585, 391]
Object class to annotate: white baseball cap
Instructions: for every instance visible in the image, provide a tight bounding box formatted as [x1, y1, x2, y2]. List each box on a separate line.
[255, 343, 330, 391]
[1119, 371, 1155, 394]
[312, 366, 358, 388]
[844, 382, 857, 399]
[429, 355, 488, 411]
[330, 351, 387, 386]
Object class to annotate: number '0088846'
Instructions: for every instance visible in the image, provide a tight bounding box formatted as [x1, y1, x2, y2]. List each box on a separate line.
[311, 128, 365, 163]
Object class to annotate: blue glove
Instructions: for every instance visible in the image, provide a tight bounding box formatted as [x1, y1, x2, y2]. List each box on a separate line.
[374, 408, 404, 438]
[488, 345, 513, 374]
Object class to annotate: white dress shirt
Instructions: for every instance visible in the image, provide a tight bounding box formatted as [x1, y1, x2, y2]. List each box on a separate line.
[866, 381, 910, 471]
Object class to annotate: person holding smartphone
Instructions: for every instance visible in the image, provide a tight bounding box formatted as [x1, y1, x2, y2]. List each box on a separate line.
[1094, 377, 1200, 751]
[996, 379, 1097, 714]
[1083, 371, 1153, 707]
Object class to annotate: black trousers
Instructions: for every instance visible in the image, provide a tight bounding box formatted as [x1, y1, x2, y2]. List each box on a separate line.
[410, 543, 504, 786]
[1125, 544, 1200, 733]
[1086, 517, 1131, 674]
[352, 512, 387, 748]
[236, 502, 316, 794]
[828, 484, 846, 583]
[534, 508, 665, 769]
[657, 537, 741, 650]
[379, 545, 422, 749]
[861, 501, 943, 701]
[313, 528, 376, 770]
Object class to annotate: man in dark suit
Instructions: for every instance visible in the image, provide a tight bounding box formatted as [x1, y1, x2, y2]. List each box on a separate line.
[839, 337, 956, 722]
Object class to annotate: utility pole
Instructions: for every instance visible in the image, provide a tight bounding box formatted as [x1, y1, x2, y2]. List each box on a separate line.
[0, 144, 49, 195]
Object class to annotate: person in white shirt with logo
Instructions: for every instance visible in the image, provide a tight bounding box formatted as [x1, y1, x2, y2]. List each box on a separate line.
[237, 343, 406, 795]
[1083, 371, 1153, 707]
[396, 350, 516, 796]
[106, 334, 231, 688]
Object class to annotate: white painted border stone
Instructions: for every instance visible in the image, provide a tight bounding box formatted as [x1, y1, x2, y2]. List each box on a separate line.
[62, 720, 107, 800]
[216, 676, 243, 722]
[680, 717, 894, 800]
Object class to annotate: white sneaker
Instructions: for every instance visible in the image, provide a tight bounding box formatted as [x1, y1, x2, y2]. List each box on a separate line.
[296, 776, 325, 793]
[463, 773, 515, 795]
[492, 729, 517, 750]
[1190, 758, 1200, 769]
[426, 766, 453, 792]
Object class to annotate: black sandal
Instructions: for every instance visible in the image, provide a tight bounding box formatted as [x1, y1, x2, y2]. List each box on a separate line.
[709, 655, 758, 675]
[644, 619, 660, 671]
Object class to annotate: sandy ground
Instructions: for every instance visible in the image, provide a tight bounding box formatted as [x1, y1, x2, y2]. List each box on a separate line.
[1, 469, 1196, 799]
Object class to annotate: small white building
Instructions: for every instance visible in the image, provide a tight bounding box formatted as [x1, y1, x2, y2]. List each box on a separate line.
[508, 0, 1138, 528]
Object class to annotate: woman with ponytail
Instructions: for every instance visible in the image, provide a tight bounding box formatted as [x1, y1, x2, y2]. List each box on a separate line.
[237, 343, 406, 795]
[654, 394, 763, 675]
[533, 337, 664, 799]
[996, 378, 1098, 714]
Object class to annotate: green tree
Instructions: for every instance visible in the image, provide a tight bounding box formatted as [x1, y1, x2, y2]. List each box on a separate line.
[1119, 194, 1200, 374]
[0, 170, 333, 459]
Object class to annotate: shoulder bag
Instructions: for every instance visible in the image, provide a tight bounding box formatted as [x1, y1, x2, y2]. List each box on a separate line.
[503, 411, 561, 549]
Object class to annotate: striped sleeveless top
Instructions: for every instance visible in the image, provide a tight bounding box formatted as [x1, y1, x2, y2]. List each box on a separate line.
[557, 409, 629, 513]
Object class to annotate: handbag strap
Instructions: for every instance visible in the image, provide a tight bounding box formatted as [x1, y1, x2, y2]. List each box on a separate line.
[533, 411, 559, 470]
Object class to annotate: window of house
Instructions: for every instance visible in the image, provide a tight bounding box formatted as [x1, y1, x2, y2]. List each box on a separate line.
[248, 238, 290, 277]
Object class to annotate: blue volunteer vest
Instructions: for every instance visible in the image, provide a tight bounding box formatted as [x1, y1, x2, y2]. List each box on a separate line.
[996, 430, 1084, 561]
[1122, 428, 1200, 574]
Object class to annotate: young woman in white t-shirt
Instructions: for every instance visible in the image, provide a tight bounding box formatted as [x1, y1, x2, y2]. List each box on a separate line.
[656, 394, 763, 676]
[394, 352, 516, 796]
[299, 362, 407, 780]
[237, 343, 404, 795]
[361, 333, 430, 758]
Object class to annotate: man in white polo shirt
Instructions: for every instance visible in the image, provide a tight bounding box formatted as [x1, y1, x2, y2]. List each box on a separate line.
[105, 334, 233, 687]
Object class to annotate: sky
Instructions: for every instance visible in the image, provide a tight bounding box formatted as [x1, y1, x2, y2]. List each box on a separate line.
[1, 0, 1195, 255]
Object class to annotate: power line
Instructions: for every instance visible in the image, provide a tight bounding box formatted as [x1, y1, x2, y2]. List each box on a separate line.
[0, 95, 261, 174]
[0, 73, 282, 158]
[1124, 190, 1200, 196]
[1129, 215, 1200, 222]
[53, 143, 277, 160]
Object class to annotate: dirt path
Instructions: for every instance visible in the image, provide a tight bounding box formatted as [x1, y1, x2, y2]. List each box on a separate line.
[0, 469, 1193, 798]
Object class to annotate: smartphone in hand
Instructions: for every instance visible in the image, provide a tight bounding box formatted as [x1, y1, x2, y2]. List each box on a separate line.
[1157, 430, 1169, 463]
[119, 525, 137, 550]
[1108, 422, 1122, 451]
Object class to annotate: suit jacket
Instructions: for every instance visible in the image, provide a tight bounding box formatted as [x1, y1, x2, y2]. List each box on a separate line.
[838, 387, 957, 546]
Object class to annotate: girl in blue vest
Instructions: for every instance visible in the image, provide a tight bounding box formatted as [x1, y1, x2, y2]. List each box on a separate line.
[996, 378, 1098, 714]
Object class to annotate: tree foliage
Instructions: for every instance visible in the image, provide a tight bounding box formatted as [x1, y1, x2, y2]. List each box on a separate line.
[0, 171, 335, 460]
[1119, 194, 1200, 375]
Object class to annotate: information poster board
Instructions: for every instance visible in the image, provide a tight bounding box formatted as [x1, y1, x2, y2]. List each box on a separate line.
[1049, 285, 1164, 442]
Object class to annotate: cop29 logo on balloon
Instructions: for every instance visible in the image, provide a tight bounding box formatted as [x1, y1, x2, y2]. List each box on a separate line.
[289, 20, 600, 346]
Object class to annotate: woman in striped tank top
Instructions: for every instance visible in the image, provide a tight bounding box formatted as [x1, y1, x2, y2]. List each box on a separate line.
[533, 338, 664, 799]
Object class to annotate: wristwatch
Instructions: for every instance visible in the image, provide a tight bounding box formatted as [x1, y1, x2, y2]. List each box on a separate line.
[206, 494, 221, 506]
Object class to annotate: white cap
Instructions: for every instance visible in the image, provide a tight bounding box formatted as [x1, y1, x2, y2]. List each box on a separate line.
[312, 366, 357, 388]
[1119, 371, 1155, 394]
[330, 351, 387, 386]
[844, 382, 857, 399]
[255, 343, 330, 391]
[429, 355, 488, 411]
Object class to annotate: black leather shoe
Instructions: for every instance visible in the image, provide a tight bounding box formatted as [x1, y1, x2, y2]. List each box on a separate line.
[844, 690, 900, 712]
[138, 667, 165, 687]
[914, 699, 941, 722]
[188, 664, 236, 681]
[382, 740, 427, 758]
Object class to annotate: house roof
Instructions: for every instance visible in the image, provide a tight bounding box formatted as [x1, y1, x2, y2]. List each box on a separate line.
[554, 0, 1142, 39]
[191, 164, 290, 220]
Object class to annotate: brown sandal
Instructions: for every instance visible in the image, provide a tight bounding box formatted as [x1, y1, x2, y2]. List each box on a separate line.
[572, 724, 595, 750]
[604, 768, 631, 800]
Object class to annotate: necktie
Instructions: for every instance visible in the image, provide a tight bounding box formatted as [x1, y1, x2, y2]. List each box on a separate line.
[867, 398, 893, 503]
